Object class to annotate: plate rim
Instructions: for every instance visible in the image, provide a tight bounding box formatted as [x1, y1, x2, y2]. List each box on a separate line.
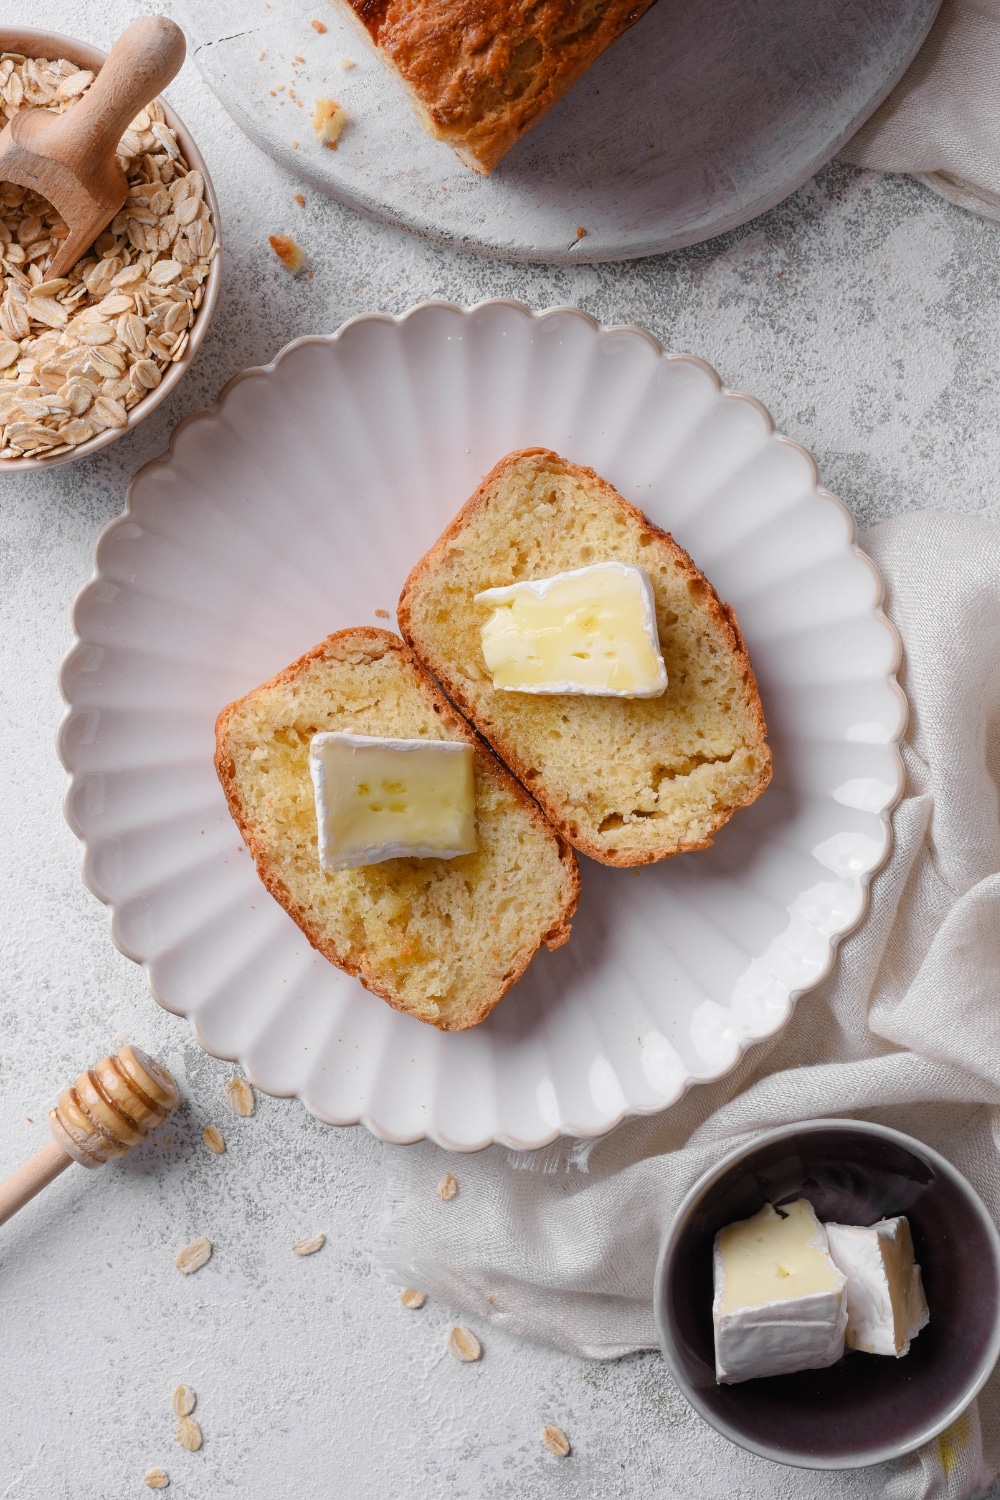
[57, 299, 908, 1151]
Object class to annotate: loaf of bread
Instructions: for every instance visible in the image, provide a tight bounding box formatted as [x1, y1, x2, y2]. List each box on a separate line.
[331, 0, 659, 174]
[215, 628, 579, 1031]
[398, 450, 771, 867]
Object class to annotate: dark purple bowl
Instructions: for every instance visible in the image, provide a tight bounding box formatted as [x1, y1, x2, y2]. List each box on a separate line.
[654, 1120, 1000, 1469]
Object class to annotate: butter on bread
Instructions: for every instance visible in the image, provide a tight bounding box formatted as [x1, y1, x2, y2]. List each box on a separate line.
[215, 628, 579, 1031]
[397, 450, 771, 867]
[330, 0, 659, 174]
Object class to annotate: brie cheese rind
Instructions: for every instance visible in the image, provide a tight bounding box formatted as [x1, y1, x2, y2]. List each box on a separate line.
[824, 1217, 929, 1357]
[309, 731, 477, 872]
[475, 562, 668, 699]
[713, 1200, 848, 1384]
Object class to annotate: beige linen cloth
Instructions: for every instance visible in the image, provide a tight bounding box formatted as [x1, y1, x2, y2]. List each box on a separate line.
[379, 512, 1000, 1500]
[841, 0, 1000, 220]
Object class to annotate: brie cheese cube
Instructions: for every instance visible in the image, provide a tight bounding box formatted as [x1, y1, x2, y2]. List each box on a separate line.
[824, 1216, 929, 1357]
[474, 562, 667, 698]
[309, 732, 477, 872]
[713, 1200, 847, 1384]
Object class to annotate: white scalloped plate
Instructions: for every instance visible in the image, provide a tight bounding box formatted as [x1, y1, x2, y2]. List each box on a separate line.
[59, 301, 906, 1151]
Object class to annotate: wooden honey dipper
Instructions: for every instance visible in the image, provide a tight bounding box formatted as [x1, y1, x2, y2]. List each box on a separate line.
[0, 1045, 178, 1227]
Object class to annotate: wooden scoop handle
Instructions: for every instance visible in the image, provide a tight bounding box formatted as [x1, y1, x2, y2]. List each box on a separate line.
[47, 16, 185, 166]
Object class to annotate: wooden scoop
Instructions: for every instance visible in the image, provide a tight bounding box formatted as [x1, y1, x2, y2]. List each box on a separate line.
[0, 1044, 179, 1227]
[0, 15, 186, 280]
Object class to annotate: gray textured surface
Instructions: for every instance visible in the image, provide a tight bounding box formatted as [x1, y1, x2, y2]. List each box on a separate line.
[3, 2, 1000, 1497]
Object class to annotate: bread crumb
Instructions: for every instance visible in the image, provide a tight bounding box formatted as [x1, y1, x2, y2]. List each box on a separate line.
[269, 235, 306, 274]
[340, 56, 356, 69]
[576, 226, 586, 239]
[374, 608, 389, 619]
[311, 18, 327, 31]
[313, 96, 347, 147]
[291, 139, 299, 148]
[257, 49, 266, 61]
[294, 54, 306, 63]
[295, 193, 306, 206]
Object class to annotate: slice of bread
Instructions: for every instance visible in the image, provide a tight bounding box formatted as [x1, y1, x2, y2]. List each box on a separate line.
[398, 450, 771, 867]
[215, 628, 579, 1031]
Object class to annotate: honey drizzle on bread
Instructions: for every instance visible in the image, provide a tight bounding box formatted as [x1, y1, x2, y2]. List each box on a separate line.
[215, 628, 579, 1030]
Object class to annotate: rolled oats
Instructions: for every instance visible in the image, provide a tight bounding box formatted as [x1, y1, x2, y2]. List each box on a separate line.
[399, 1288, 427, 1309]
[447, 1325, 482, 1362]
[143, 1469, 170, 1489]
[171, 1385, 196, 1417]
[175, 1238, 213, 1274]
[174, 1416, 203, 1452]
[436, 1173, 458, 1201]
[201, 1125, 226, 1154]
[224, 1076, 255, 1117]
[292, 1233, 326, 1256]
[0, 56, 215, 463]
[541, 1425, 571, 1457]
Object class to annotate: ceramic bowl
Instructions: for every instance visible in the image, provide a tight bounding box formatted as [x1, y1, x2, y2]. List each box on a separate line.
[0, 25, 221, 472]
[655, 1120, 1000, 1468]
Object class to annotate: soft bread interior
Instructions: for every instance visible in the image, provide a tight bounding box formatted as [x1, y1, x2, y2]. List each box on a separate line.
[398, 451, 771, 865]
[215, 630, 577, 1030]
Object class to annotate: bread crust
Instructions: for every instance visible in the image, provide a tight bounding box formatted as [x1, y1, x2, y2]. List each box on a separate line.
[215, 627, 579, 1030]
[397, 450, 772, 867]
[331, 0, 659, 173]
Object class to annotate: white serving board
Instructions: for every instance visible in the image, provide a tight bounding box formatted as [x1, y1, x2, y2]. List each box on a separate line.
[172, 0, 940, 264]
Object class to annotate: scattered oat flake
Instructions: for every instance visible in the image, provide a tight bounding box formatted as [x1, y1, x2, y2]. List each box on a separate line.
[202, 1125, 226, 1154]
[269, 234, 306, 274]
[175, 1416, 203, 1452]
[224, 1076, 255, 1116]
[436, 1172, 458, 1201]
[143, 1469, 170, 1489]
[172, 1385, 196, 1417]
[448, 1325, 481, 1362]
[311, 18, 327, 30]
[292, 1233, 326, 1256]
[175, 1238, 212, 1274]
[313, 96, 347, 147]
[400, 1287, 426, 1309]
[374, 607, 389, 619]
[542, 1425, 571, 1457]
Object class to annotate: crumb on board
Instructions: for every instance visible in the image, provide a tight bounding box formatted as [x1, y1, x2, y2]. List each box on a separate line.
[313, 96, 347, 147]
[311, 18, 327, 31]
[295, 192, 306, 206]
[374, 608, 389, 619]
[269, 235, 307, 274]
[576, 226, 587, 239]
[340, 56, 356, 69]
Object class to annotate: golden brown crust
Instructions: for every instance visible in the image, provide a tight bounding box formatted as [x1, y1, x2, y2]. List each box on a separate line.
[214, 627, 579, 1030]
[397, 450, 772, 867]
[331, 0, 659, 173]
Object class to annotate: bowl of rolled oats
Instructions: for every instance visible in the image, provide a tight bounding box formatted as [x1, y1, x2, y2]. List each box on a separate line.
[0, 27, 221, 469]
